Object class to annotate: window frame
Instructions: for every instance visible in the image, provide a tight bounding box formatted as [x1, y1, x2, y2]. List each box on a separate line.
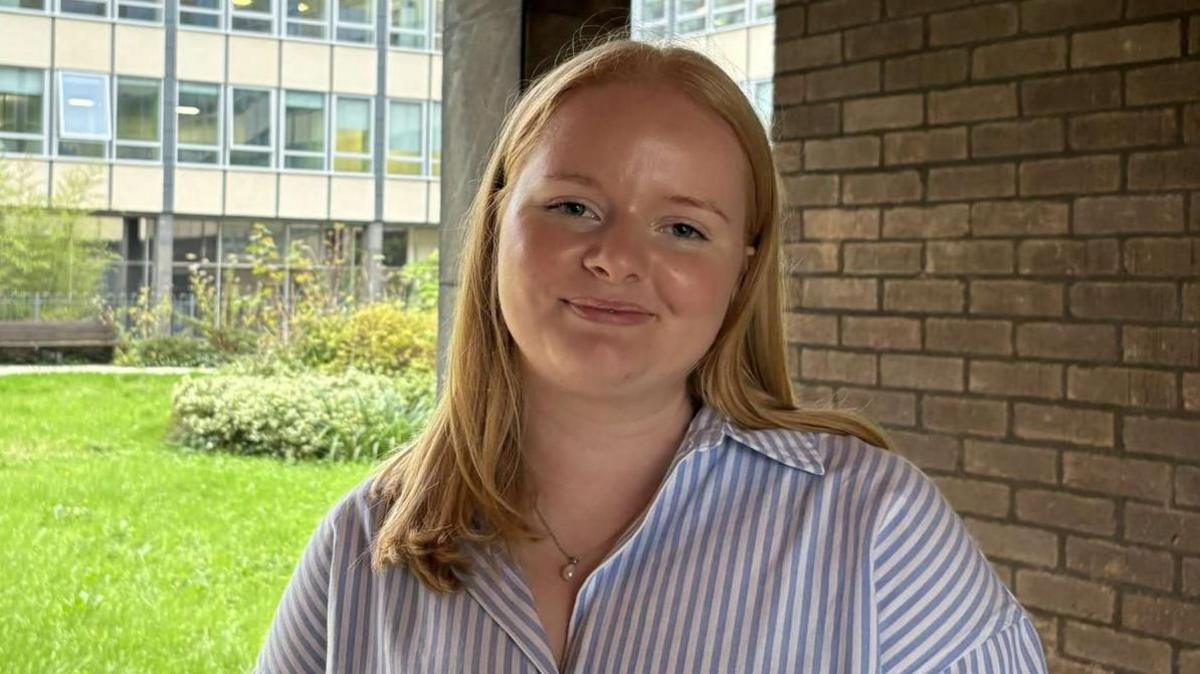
[384, 97, 426, 177]
[226, 85, 275, 169]
[228, 0, 274, 34]
[388, 0, 441, 52]
[427, 99, 440, 176]
[56, 0, 109, 19]
[285, 0, 329, 40]
[334, 0, 373, 44]
[332, 93, 373, 174]
[281, 89, 328, 172]
[176, 80, 223, 166]
[115, 0, 161, 23]
[56, 70, 111, 159]
[112, 75, 163, 162]
[0, 66, 48, 157]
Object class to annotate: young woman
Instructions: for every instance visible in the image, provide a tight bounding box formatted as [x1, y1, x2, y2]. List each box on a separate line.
[256, 38, 1049, 674]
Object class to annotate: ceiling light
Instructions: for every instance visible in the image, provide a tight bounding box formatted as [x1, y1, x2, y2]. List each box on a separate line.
[67, 97, 95, 108]
[177, 105, 200, 115]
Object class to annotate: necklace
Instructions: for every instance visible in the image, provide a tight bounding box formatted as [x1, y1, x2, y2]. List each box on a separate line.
[532, 498, 581, 582]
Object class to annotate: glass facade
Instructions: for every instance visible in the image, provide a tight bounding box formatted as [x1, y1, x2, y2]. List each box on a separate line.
[115, 76, 161, 160]
[0, 66, 44, 155]
[229, 87, 273, 167]
[283, 90, 326, 170]
[177, 81, 221, 164]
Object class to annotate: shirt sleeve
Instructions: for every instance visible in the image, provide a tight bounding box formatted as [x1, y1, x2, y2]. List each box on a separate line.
[871, 453, 1050, 674]
[253, 498, 341, 674]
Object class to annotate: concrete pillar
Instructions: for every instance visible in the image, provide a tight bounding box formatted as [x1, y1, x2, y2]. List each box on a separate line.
[437, 0, 629, 393]
[152, 213, 174, 332]
[364, 220, 384, 300]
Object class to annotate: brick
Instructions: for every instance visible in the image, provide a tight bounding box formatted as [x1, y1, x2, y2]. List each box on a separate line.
[792, 380, 835, 407]
[1071, 21, 1181, 69]
[964, 438, 1057, 484]
[1188, 558, 1200, 596]
[1014, 402, 1113, 447]
[1018, 239, 1120, 276]
[773, 141, 803, 174]
[1190, 281, 1200, 319]
[800, 348, 877, 385]
[971, 200, 1068, 237]
[1128, 0, 1198, 18]
[799, 277, 878, 310]
[806, 62, 880, 102]
[843, 94, 923, 132]
[841, 315, 922, 350]
[844, 17, 923, 60]
[1066, 536, 1174, 591]
[1123, 594, 1200, 645]
[1124, 237, 1200, 276]
[1180, 465, 1200, 508]
[929, 84, 1018, 125]
[1129, 149, 1200, 190]
[1073, 195, 1185, 235]
[929, 164, 1016, 201]
[783, 174, 839, 206]
[778, 34, 843, 72]
[843, 241, 922, 275]
[774, 3, 806, 41]
[1016, 322, 1118, 362]
[1022, 72, 1121, 115]
[1128, 503, 1200, 553]
[972, 119, 1064, 158]
[1018, 0, 1122, 33]
[1063, 621, 1172, 674]
[837, 386, 917, 426]
[1064, 452, 1171, 503]
[1127, 61, 1200, 105]
[1193, 15, 1200, 54]
[775, 74, 805, 109]
[1017, 570, 1115, 621]
[1124, 415, 1200, 461]
[1186, 372, 1200, 412]
[927, 318, 1012, 356]
[783, 243, 840, 273]
[805, 136, 880, 170]
[883, 205, 969, 238]
[973, 36, 1066, 79]
[884, 49, 968, 91]
[887, 428, 960, 471]
[1067, 366, 1177, 409]
[808, 0, 880, 33]
[922, 395, 1008, 437]
[884, 279, 964, 313]
[881, 354, 964, 391]
[1017, 489, 1115, 535]
[803, 208, 880, 240]
[971, 280, 1063, 317]
[1069, 282, 1177, 321]
[929, 3, 1018, 46]
[776, 103, 841, 140]
[1069, 109, 1177, 150]
[969, 359, 1062, 399]
[963, 517, 1058, 566]
[1187, 104, 1200, 144]
[1020, 155, 1120, 196]
[785, 312, 839, 345]
[1124, 326, 1200, 367]
[927, 241, 1014, 275]
[842, 171, 923, 204]
[884, 0, 974, 17]
[933, 476, 1010, 517]
[884, 127, 967, 165]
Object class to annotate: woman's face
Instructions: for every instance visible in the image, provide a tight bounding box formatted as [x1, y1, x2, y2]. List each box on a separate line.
[496, 80, 755, 401]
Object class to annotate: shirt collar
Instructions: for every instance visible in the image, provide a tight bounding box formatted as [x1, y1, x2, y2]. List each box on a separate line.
[685, 401, 827, 476]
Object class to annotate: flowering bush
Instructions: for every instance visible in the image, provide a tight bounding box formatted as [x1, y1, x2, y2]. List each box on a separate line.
[170, 368, 434, 461]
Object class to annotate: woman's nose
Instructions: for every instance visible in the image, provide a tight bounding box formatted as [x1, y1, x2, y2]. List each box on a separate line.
[582, 215, 645, 283]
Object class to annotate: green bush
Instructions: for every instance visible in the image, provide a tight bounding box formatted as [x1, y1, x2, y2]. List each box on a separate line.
[170, 368, 435, 461]
[289, 302, 436, 376]
[114, 335, 227, 368]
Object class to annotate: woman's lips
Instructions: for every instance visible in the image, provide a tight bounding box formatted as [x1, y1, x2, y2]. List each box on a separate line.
[562, 299, 655, 326]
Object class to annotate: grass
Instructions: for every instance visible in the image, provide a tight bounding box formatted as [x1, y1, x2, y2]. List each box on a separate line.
[0, 373, 377, 673]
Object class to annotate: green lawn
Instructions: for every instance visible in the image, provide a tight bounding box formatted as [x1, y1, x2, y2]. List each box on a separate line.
[0, 373, 376, 673]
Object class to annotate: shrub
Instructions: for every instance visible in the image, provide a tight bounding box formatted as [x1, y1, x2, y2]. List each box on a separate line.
[114, 335, 226, 368]
[288, 302, 436, 376]
[170, 368, 435, 461]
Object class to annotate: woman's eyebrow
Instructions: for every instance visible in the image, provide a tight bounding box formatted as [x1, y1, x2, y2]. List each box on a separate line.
[543, 171, 730, 223]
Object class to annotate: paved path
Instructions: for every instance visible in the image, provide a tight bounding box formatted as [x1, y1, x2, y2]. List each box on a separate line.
[0, 365, 212, 376]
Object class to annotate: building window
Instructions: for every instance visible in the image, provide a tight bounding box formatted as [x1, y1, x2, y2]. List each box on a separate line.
[230, 0, 272, 33]
[333, 95, 371, 173]
[59, 0, 107, 17]
[284, 90, 326, 170]
[676, 0, 706, 33]
[335, 0, 372, 43]
[177, 82, 221, 164]
[287, 0, 327, 39]
[117, 0, 161, 22]
[753, 0, 772, 20]
[389, 0, 425, 48]
[428, 100, 440, 176]
[0, 66, 44, 155]
[1, 0, 47, 10]
[228, 87, 273, 167]
[179, 0, 220, 26]
[114, 76, 160, 160]
[712, 0, 744, 28]
[752, 79, 771, 129]
[386, 99, 422, 175]
[57, 72, 110, 159]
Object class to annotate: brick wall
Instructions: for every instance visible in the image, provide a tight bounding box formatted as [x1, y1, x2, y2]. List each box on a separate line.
[773, 0, 1200, 671]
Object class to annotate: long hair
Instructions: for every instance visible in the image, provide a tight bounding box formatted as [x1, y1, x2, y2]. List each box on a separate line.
[368, 36, 894, 593]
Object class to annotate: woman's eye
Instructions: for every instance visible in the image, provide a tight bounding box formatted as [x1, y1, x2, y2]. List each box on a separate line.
[669, 223, 707, 240]
[548, 201, 596, 219]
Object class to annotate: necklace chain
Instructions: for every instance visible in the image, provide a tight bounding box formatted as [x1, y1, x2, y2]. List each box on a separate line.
[532, 496, 581, 582]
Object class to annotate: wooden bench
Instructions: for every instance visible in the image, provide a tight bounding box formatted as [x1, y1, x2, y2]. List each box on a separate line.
[0, 320, 119, 363]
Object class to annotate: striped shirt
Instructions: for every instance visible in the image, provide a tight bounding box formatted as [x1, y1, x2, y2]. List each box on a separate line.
[255, 402, 1049, 673]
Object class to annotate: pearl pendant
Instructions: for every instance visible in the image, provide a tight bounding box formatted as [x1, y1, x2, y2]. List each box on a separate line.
[560, 557, 580, 582]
